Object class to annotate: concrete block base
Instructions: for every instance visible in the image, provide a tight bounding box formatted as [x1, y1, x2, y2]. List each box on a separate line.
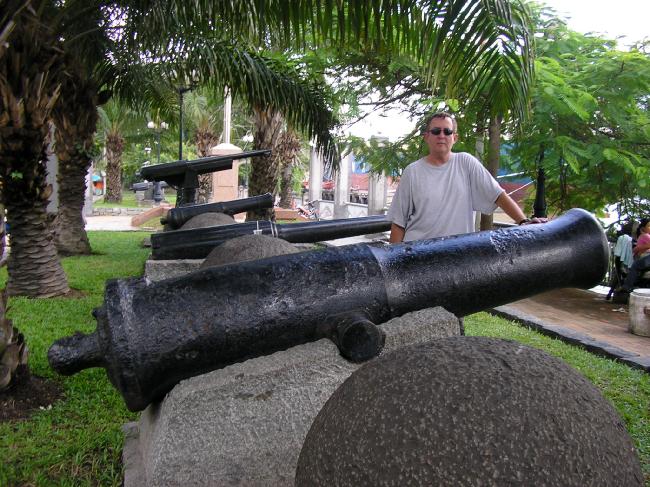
[123, 307, 460, 486]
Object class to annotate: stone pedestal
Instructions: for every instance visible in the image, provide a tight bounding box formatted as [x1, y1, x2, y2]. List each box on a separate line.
[123, 307, 461, 487]
[144, 259, 203, 281]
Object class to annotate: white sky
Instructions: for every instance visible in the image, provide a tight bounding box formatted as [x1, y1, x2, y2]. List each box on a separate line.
[347, 0, 649, 141]
[541, 0, 649, 47]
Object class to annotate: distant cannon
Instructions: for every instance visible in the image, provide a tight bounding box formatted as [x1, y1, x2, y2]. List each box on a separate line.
[48, 209, 608, 411]
[139, 149, 271, 206]
[150, 215, 392, 260]
[131, 181, 169, 192]
[161, 193, 274, 230]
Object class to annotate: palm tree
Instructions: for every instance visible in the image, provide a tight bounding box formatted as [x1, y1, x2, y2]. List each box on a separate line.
[184, 90, 223, 203]
[123, 0, 534, 169]
[98, 99, 144, 203]
[248, 107, 286, 220]
[277, 129, 303, 208]
[52, 60, 100, 255]
[0, 2, 70, 297]
[51, 5, 115, 256]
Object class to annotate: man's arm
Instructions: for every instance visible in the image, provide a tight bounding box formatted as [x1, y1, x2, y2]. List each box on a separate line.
[389, 223, 406, 243]
[494, 192, 546, 225]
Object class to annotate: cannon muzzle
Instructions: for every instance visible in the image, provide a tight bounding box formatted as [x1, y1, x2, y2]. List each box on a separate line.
[161, 193, 274, 229]
[151, 215, 393, 260]
[49, 209, 609, 411]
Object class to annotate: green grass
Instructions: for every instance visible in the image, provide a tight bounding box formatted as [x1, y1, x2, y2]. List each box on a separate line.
[0, 232, 149, 487]
[93, 191, 175, 209]
[0, 232, 648, 485]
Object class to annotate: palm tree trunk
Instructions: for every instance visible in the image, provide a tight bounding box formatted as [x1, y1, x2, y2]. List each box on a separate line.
[195, 126, 220, 204]
[277, 130, 301, 208]
[480, 114, 502, 231]
[0, 5, 69, 297]
[247, 107, 285, 220]
[279, 162, 293, 208]
[3, 129, 70, 297]
[104, 132, 124, 203]
[53, 73, 97, 255]
[55, 154, 92, 255]
[0, 202, 6, 266]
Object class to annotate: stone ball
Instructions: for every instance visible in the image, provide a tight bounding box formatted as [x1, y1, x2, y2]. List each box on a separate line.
[200, 234, 300, 269]
[180, 212, 235, 230]
[296, 336, 643, 487]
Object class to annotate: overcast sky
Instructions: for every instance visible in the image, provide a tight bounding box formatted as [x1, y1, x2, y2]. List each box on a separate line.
[540, 0, 649, 46]
[347, 1, 649, 141]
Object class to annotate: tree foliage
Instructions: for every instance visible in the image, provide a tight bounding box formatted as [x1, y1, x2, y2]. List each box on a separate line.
[509, 9, 650, 218]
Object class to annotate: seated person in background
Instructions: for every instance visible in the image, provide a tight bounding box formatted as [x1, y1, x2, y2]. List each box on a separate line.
[633, 218, 650, 258]
[620, 218, 650, 293]
[609, 221, 634, 301]
[613, 221, 634, 273]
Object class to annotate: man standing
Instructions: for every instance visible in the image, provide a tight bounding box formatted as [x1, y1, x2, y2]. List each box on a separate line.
[388, 112, 543, 243]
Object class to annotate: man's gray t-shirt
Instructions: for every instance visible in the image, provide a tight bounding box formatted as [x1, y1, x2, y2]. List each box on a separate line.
[387, 153, 503, 241]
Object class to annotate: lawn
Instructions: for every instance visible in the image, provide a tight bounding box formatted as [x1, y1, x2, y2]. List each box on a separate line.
[1, 231, 648, 486]
[93, 191, 176, 209]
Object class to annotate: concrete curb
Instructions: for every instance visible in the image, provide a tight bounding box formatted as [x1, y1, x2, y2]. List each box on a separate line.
[489, 306, 650, 373]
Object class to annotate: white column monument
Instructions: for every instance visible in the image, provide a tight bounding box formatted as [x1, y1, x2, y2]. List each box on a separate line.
[308, 145, 323, 204]
[333, 152, 351, 219]
[367, 171, 388, 216]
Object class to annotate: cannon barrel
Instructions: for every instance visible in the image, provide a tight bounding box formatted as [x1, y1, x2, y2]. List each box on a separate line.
[131, 181, 169, 192]
[150, 215, 393, 260]
[48, 209, 609, 411]
[161, 193, 274, 229]
[139, 149, 271, 206]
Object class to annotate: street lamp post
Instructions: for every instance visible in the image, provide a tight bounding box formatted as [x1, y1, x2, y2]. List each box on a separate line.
[147, 121, 169, 204]
[178, 86, 194, 160]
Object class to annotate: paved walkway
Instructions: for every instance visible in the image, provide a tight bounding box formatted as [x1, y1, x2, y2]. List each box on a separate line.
[85, 215, 139, 231]
[494, 288, 650, 372]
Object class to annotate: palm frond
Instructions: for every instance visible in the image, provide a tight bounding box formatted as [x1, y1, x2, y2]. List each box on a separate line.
[117, 38, 340, 166]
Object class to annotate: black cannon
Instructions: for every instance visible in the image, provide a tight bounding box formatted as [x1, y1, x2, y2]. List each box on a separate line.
[161, 193, 274, 229]
[48, 209, 608, 411]
[139, 149, 271, 206]
[151, 215, 393, 260]
[131, 181, 169, 192]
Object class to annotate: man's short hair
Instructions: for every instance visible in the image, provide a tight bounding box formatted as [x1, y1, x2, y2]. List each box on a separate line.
[421, 112, 457, 133]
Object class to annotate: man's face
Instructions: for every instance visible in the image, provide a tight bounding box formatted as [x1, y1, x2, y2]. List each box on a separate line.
[423, 117, 458, 158]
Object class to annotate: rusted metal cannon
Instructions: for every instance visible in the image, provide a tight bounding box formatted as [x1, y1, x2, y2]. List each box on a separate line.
[150, 215, 392, 260]
[161, 193, 274, 229]
[48, 209, 608, 411]
[140, 149, 271, 206]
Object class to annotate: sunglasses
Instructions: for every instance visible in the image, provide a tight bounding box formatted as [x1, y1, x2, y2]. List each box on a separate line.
[425, 127, 454, 136]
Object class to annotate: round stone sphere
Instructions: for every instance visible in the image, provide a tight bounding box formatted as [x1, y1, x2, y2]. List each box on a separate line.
[180, 212, 235, 230]
[200, 234, 300, 269]
[296, 337, 643, 487]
